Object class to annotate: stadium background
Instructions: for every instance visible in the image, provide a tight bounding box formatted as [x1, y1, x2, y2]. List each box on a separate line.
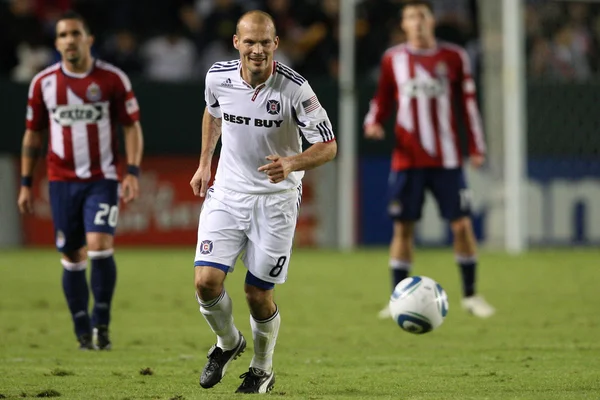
[0, 0, 598, 249]
[1, 2, 600, 399]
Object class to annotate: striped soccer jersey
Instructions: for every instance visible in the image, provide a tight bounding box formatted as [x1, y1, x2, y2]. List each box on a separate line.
[26, 60, 139, 181]
[364, 42, 485, 171]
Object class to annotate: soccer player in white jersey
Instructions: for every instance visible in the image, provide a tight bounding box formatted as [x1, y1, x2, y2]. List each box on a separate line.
[17, 11, 144, 350]
[189, 10, 337, 394]
[364, 0, 495, 319]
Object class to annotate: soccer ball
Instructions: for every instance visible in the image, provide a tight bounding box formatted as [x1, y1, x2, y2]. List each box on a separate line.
[389, 276, 449, 334]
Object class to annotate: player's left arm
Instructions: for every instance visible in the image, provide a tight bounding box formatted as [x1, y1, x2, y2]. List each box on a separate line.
[121, 121, 144, 203]
[456, 49, 486, 168]
[258, 82, 337, 184]
[114, 70, 143, 203]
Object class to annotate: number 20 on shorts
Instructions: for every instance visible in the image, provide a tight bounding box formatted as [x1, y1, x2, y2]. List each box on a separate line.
[94, 203, 119, 227]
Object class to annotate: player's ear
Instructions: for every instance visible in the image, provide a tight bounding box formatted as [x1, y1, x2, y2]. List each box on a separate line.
[273, 35, 279, 51]
[233, 35, 239, 50]
[88, 34, 95, 47]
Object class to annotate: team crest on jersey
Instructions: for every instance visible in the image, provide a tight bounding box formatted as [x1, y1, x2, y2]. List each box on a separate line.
[266, 99, 281, 115]
[435, 62, 448, 77]
[86, 82, 102, 101]
[56, 230, 66, 248]
[200, 240, 214, 255]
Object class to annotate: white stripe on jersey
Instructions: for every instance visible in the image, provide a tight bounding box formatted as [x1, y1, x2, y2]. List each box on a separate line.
[98, 110, 117, 180]
[41, 74, 64, 159]
[392, 52, 413, 132]
[67, 88, 92, 179]
[436, 81, 458, 168]
[29, 64, 60, 98]
[415, 65, 436, 156]
[95, 61, 125, 179]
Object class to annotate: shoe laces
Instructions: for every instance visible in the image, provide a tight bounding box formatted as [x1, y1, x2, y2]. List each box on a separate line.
[238, 368, 266, 388]
[205, 345, 224, 372]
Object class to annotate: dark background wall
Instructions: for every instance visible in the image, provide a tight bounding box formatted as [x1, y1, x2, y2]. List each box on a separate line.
[2, 78, 600, 158]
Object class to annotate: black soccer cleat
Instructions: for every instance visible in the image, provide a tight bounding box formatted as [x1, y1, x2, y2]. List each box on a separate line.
[93, 325, 111, 350]
[235, 367, 275, 394]
[200, 332, 246, 389]
[78, 333, 95, 350]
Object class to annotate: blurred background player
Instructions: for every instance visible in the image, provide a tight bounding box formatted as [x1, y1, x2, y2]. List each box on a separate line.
[17, 11, 144, 349]
[189, 10, 337, 394]
[363, 0, 495, 319]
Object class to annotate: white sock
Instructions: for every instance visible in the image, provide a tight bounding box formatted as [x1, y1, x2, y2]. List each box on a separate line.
[197, 290, 239, 351]
[390, 259, 411, 271]
[249, 307, 280, 373]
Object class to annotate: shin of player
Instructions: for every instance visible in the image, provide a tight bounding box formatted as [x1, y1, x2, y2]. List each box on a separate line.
[190, 10, 336, 394]
[18, 11, 144, 349]
[364, 0, 495, 319]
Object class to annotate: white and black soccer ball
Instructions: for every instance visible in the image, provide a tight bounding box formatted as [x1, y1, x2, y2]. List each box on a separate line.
[389, 276, 449, 334]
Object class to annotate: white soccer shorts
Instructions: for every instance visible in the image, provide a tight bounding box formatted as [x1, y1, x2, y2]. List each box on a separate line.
[194, 185, 301, 284]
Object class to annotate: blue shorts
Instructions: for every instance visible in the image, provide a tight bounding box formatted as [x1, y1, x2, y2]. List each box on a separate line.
[387, 168, 471, 222]
[48, 180, 120, 252]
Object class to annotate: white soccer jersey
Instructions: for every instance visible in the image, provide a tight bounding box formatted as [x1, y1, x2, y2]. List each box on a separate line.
[205, 60, 335, 194]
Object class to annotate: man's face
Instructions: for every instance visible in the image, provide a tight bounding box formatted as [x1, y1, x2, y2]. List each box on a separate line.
[55, 19, 93, 64]
[234, 20, 279, 76]
[401, 5, 435, 43]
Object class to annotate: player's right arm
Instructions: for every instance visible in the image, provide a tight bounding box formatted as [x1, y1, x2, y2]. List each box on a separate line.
[18, 74, 48, 214]
[18, 129, 45, 214]
[191, 77, 222, 197]
[364, 52, 396, 140]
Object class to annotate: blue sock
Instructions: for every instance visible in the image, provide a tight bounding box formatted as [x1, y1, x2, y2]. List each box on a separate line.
[90, 251, 117, 327]
[457, 255, 477, 297]
[61, 260, 91, 338]
[390, 259, 411, 292]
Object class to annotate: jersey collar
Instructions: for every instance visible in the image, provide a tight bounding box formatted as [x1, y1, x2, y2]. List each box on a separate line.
[238, 61, 276, 89]
[405, 42, 439, 56]
[61, 59, 96, 78]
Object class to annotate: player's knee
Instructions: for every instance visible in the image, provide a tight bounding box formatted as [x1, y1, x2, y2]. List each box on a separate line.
[244, 285, 272, 307]
[194, 267, 225, 300]
[451, 217, 472, 238]
[62, 247, 87, 263]
[86, 233, 114, 252]
[244, 285, 275, 320]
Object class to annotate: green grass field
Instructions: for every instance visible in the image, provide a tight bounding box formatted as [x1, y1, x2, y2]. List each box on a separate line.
[0, 248, 599, 399]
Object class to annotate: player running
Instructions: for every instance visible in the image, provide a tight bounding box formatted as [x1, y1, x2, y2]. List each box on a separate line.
[190, 10, 337, 394]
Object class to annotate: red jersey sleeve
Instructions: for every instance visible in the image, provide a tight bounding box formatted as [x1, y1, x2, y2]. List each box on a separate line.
[456, 49, 486, 156]
[113, 71, 140, 126]
[364, 52, 396, 127]
[26, 75, 48, 131]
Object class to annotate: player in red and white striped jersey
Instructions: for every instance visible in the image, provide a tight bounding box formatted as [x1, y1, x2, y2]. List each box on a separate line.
[25, 59, 139, 181]
[17, 11, 144, 349]
[364, 0, 494, 318]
